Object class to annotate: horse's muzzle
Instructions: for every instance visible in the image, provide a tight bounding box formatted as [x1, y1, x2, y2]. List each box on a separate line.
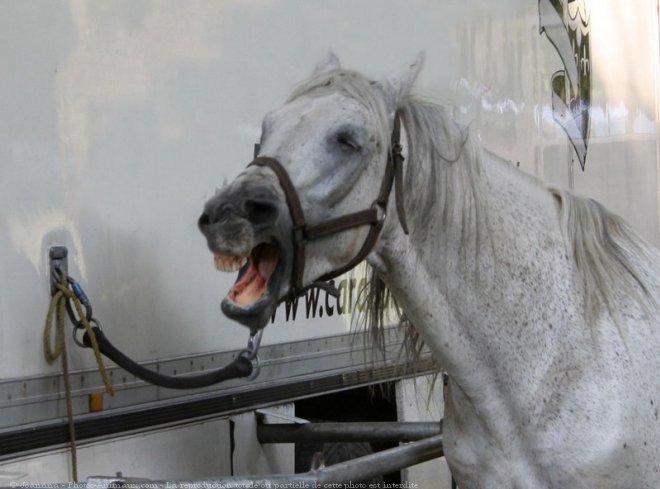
[198, 180, 293, 333]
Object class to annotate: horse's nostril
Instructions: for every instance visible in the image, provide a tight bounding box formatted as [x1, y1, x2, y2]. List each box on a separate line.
[244, 199, 278, 225]
[198, 211, 211, 229]
[199, 202, 235, 228]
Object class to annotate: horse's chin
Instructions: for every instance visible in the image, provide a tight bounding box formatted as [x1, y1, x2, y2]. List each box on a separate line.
[216, 241, 287, 331]
[221, 294, 279, 332]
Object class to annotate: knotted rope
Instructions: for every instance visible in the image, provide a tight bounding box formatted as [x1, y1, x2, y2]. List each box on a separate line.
[44, 278, 114, 482]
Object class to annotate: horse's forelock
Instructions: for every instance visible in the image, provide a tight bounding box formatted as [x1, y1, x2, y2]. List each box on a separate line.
[286, 69, 390, 140]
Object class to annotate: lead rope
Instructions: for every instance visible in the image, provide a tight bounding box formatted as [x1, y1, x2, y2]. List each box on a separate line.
[44, 277, 114, 482]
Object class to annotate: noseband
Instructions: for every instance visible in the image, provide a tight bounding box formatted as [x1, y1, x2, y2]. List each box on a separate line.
[248, 112, 408, 300]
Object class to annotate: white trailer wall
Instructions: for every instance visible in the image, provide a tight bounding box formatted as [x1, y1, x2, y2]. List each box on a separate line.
[2, 0, 658, 376]
[1, 0, 659, 484]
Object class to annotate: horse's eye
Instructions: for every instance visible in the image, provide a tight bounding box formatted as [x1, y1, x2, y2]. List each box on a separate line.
[336, 132, 361, 152]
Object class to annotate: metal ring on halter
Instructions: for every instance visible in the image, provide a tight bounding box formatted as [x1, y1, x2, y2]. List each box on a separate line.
[73, 318, 102, 348]
[371, 201, 387, 225]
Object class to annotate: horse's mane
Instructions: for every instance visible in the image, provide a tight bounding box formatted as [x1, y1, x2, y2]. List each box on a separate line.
[288, 68, 657, 360]
[362, 96, 491, 361]
[550, 188, 657, 327]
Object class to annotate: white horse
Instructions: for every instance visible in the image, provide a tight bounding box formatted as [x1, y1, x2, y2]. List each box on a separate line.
[199, 53, 660, 488]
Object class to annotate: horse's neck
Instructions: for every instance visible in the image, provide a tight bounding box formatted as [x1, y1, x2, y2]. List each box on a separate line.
[374, 151, 588, 404]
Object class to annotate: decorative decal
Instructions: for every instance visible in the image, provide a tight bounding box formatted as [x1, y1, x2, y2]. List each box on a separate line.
[539, 0, 591, 170]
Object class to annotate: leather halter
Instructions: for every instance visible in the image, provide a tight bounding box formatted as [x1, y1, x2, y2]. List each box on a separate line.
[248, 112, 408, 300]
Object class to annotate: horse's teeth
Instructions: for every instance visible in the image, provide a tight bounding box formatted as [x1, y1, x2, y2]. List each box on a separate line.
[214, 254, 247, 272]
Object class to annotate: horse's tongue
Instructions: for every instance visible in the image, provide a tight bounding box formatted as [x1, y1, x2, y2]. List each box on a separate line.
[257, 246, 279, 280]
[233, 273, 266, 306]
[229, 244, 279, 307]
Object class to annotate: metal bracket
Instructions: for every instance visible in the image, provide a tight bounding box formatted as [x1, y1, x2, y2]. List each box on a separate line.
[255, 408, 310, 425]
[49, 246, 68, 296]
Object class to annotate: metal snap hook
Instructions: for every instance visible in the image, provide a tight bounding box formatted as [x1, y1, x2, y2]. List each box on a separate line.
[246, 329, 264, 360]
[237, 329, 264, 381]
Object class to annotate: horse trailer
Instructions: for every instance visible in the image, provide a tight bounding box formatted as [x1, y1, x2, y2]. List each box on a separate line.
[1, 1, 659, 487]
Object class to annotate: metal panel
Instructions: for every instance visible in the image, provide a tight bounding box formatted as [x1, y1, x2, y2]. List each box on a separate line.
[0, 418, 232, 485]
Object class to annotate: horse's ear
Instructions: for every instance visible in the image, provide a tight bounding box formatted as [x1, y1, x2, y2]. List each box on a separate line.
[312, 51, 342, 77]
[375, 52, 425, 112]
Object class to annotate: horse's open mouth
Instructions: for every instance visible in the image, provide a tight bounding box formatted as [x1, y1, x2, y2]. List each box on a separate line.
[215, 242, 284, 326]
